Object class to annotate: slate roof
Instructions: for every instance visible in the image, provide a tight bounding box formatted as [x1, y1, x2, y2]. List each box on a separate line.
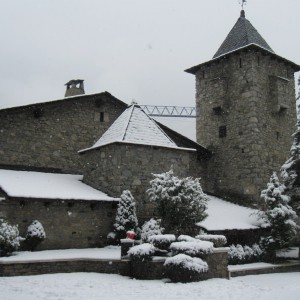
[185, 11, 300, 74]
[80, 104, 185, 152]
[213, 10, 274, 58]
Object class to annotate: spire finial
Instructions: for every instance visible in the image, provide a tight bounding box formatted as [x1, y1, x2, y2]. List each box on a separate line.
[239, 0, 247, 16]
[238, 0, 247, 17]
[239, 0, 247, 9]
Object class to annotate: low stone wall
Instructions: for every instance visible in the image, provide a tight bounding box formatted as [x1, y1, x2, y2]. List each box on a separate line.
[230, 261, 300, 278]
[130, 248, 229, 280]
[0, 259, 130, 277]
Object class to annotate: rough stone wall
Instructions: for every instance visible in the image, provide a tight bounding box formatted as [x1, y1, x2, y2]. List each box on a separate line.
[129, 248, 229, 280]
[195, 50, 297, 206]
[0, 93, 126, 173]
[0, 197, 117, 250]
[81, 143, 208, 221]
[0, 259, 130, 277]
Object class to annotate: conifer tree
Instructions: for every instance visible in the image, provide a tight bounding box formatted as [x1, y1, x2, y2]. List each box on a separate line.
[260, 172, 297, 255]
[147, 169, 208, 234]
[114, 190, 138, 239]
[280, 87, 300, 259]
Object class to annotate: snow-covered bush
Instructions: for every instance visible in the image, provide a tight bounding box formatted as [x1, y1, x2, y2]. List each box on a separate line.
[141, 218, 164, 242]
[128, 243, 156, 261]
[114, 190, 138, 240]
[228, 244, 264, 265]
[25, 220, 46, 251]
[196, 234, 227, 247]
[177, 235, 198, 242]
[148, 234, 176, 250]
[170, 240, 213, 257]
[147, 169, 208, 233]
[164, 254, 208, 282]
[259, 172, 298, 254]
[26, 220, 46, 240]
[228, 244, 245, 265]
[107, 232, 118, 245]
[0, 219, 24, 256]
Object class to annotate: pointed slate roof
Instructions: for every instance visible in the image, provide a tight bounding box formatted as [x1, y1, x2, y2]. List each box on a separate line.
[80, 105, 187, 152]
[213, 10, 274, 58]
[185, 11, 300, 75]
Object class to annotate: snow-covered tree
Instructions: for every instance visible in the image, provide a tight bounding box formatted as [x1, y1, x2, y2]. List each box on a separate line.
[281, 109, 300, 190]
[281, 91, 300, 260]
[114, 190, 138, 239]
[141, 218, 164, 242]
[0, 219, 24, 256]
[147, 169, 208, 234]
[260, 172, 298, 255]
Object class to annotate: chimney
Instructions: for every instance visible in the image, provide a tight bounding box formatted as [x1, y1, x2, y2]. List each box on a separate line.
[64, 79, 85, 97]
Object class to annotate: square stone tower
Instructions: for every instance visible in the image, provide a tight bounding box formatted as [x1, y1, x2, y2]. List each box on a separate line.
[186, 10, 300, 207]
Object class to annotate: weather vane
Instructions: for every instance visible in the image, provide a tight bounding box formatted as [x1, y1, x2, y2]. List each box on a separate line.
[239, 0, 247, 10]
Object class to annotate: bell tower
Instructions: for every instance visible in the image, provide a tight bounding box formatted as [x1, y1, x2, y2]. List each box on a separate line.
[186, 10, 300, 206]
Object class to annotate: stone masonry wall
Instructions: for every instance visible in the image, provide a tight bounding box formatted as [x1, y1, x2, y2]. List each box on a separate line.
[0, 196, 117, 250]
[81, 143, 208, 221]
[0, 259, 130, 277]
[0, 93, 126, 173]
[195, 50, 297, 206]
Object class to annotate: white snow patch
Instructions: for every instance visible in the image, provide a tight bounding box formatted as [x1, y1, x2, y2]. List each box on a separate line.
[0, 272, 300, 300]
[0, 246, 121, 263]
[198, 195, 260, 230]
[0, 169, 119, 201]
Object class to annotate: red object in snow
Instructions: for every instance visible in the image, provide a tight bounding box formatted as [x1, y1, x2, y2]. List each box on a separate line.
[126, 231, 136, 239]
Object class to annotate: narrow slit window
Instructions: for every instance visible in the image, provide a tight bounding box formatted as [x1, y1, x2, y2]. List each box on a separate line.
[219, 126, 227, 138]
[100, 112, 104, 122]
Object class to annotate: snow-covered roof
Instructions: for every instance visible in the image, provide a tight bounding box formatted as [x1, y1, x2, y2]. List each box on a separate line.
[198, 195, 261, 231]
[0, 169, 119, 202]
[80, 105, 196, 152]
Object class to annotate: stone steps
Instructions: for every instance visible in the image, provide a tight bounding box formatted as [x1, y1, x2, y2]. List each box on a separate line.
[229, 261, 300, 278]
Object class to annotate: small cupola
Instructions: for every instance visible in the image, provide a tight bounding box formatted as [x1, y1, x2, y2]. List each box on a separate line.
[64, 79, 85, 97]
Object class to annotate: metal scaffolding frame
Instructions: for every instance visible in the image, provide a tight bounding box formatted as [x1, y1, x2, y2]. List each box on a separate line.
[140, 105, 196, 118]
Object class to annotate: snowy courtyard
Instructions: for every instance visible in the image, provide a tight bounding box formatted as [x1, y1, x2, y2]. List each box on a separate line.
[0, 272, 299, 300]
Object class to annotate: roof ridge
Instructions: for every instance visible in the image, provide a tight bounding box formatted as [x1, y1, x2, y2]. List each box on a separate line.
[122, 105, 135, 141]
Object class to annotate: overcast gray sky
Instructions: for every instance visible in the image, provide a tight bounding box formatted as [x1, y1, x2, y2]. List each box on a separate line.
[0, 0, 299, 109]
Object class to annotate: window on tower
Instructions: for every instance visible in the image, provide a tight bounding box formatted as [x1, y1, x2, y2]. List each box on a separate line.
[219, 126, 227, 138]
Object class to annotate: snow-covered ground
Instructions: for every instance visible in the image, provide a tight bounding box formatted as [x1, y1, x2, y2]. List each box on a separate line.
[0, 272, 300, 300]
[0, 246, 121, 263]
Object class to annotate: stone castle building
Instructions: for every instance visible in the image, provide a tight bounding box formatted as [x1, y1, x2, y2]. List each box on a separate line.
[0, 10, 299, 249]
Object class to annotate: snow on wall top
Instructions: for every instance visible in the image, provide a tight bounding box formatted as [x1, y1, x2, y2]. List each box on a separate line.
[198, 195, 261, 231]
[0, 169, 119, 202]
[82, 105, 179, 151]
